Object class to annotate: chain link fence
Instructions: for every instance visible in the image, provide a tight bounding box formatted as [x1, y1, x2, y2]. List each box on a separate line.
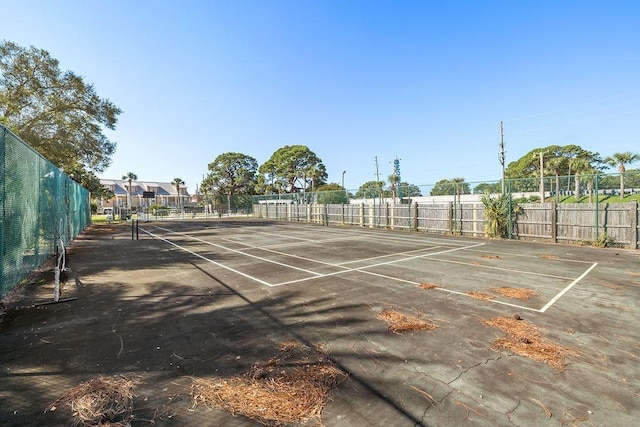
[1, 124, 91, 297]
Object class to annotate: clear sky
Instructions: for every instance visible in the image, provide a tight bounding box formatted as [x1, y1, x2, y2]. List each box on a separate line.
[2, 0, 639, 192]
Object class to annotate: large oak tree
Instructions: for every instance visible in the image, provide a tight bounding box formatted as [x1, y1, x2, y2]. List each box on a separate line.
[1, 40, 121, 194]
[204, 152, 258, 211]
[430, 178, 470, 196]
[258, 145, 326, 193]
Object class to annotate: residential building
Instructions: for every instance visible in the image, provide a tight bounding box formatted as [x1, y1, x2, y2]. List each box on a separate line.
[97, 179, 190, 212]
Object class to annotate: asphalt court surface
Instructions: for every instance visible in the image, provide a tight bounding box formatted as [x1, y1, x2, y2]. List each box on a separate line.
[2, 219, 638, 427]
[141, 221, 600, 314]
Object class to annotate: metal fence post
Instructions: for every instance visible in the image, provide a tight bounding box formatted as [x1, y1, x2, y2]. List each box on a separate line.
[631, 200, 638, 249]
[595, 174, 599, 241]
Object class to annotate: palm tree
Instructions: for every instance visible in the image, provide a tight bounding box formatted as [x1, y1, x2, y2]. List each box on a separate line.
[122, 172, 138, 209]
[480, 192, 523, 238]
[388, 173, 400, 202]
[545, 156, 565, 201]
[605, 152, 640, 200]
[571, 157, 592, 199]
[172, 177, 185, 210]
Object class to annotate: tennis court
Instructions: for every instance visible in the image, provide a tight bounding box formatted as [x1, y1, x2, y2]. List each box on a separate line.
[141, 221, 598, 314]
[1, 219, 638, 426]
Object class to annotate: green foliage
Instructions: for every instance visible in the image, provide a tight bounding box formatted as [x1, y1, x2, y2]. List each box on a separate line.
[258, 145, 327, 193]
[430, 178, 470, 196]
[399, 182, 422, 197]
[68, 164, 113, 199]
[604, 152, 640, 198]
[558, 193, 640, 203]
[317, 190, 349, 204]
[205, 152, 258, 196]
[593, 233, 612, 248]
[316, 183, 344, 192]
[505, 145, 604, 180]
[473, 182, 501, 194]
[0, 41, 121, 175]
[149, 204, 169, 216]
[480, 192, 523, 238]
[354, 181, 386, 198]
[605, 152, 640, 173]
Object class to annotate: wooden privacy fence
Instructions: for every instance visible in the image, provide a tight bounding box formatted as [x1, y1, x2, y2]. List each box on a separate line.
[253, 201, 639, 249]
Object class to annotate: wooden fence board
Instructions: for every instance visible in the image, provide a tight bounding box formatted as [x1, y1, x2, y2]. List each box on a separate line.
[254, 201, 639, 249]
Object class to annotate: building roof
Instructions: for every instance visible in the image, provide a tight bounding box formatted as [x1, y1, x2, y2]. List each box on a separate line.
[100, 179, 190, 197]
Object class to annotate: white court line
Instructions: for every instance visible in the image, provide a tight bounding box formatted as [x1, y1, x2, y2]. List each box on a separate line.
[247, 224, 479, 248]
[152, 226, 325, 277]
[152, 224, 483, 288]
[425, 257, 575, 281]
[145, 224, 596, 314]
[335, 246, 443, 266]
[431, 287, 542, 312]
[160, 225, 447, 275]
[539, 262, 598, 312]
[241, 230, 330, 243]
[273, 243, 486, 286]
[273, 251, 540, 312]
[218, 236, 439, 270]
[140, 228, 274, 287]
[463, 247, 597, 265]
[227, 235, 365, 251]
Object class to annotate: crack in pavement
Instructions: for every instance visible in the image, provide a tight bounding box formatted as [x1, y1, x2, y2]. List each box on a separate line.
[506, 398, 521, 426]
[447, 355, 504, 385]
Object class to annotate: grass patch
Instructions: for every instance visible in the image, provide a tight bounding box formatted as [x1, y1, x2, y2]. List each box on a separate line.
[555, 194, 640, 204]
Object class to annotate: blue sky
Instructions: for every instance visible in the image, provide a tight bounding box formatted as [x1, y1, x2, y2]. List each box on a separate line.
[3, 0, 639, 192]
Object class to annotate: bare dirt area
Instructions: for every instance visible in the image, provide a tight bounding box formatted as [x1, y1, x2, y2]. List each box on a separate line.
[1, 220, 639, 426]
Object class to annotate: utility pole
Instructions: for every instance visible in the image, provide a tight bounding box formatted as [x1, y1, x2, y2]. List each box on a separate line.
[342, 170, 347, 199]
[539, 151, 544, 202]
[534, 151, 545, 202]
[499, 121, 506, 194]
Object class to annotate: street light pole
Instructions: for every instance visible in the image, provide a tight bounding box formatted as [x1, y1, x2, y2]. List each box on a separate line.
[342, 170, 346, 189]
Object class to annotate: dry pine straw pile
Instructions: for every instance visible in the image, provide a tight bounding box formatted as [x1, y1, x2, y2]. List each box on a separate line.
[466, 291, 494, 300]
[483, 316, 572, 370]
[376, 309, 437, 333]
[190, 342, 347, 426]
[491, 287, 536, 301]
[49, 375, 138, 427]
[417, 282, 439, 290]
[418, 282, 536, 303]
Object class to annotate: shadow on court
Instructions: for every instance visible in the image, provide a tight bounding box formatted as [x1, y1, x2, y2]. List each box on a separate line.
[1, 219, 639, 426]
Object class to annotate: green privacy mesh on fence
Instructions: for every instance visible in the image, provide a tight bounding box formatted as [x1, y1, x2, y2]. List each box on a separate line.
[1, 124, 91, 297]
